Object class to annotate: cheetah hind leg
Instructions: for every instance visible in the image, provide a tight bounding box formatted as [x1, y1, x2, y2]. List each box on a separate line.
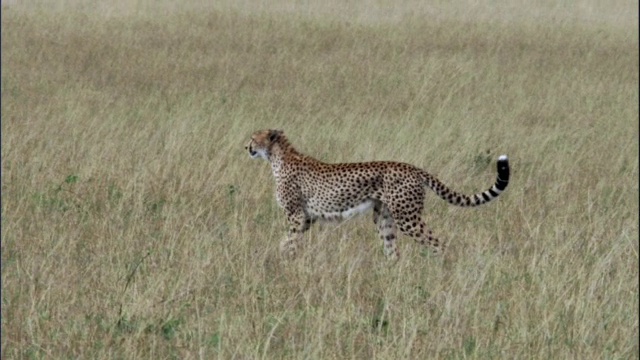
[395, 215, 446, 256]
[373, 202, 400, 260]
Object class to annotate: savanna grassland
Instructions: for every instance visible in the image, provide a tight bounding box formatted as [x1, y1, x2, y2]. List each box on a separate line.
[1, 0, 638, 358]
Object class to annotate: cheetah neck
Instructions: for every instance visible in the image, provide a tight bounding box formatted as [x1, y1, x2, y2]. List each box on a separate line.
[267, 139, 318, 179]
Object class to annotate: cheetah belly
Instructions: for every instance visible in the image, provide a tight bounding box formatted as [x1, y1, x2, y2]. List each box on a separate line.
[307, 199, 374, 221]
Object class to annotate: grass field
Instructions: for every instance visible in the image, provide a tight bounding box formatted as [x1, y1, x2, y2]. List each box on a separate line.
[1, 0, 638, 358]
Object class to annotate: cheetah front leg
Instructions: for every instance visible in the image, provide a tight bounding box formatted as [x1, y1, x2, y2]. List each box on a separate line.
[373, 201, 400, 260]
[280, 209, 312, 257]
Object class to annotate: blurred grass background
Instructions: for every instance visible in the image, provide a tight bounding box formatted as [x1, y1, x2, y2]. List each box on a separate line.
[1, 0, 638, 358]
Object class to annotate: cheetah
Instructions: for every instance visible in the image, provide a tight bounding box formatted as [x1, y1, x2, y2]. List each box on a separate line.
[245, 129, 510, 259]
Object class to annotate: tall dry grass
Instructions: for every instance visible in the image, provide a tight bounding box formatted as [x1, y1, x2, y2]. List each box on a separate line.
[2, 0, 638, 358]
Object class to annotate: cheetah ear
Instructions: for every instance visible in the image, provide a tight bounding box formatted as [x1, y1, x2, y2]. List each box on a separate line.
[269, 129, 283, 142]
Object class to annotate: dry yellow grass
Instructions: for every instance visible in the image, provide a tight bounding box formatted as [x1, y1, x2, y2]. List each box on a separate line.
[2, 0, 638, 358]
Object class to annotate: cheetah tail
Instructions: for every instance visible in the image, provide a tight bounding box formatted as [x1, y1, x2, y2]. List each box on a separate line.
[424, 155, 510, 207]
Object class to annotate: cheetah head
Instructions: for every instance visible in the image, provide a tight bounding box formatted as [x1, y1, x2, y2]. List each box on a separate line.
[245, 129, 283, 160]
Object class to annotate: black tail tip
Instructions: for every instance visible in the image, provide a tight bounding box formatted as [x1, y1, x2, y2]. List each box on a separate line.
[496, 155, 510, 183]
